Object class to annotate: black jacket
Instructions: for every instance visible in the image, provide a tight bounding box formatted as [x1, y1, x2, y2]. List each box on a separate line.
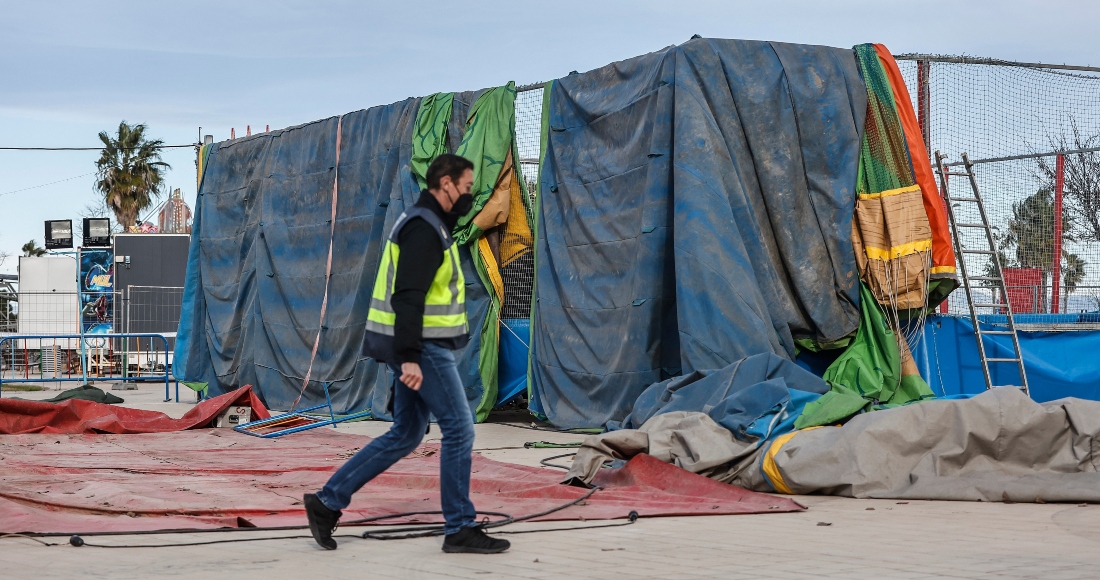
[390, 190, 467, 364]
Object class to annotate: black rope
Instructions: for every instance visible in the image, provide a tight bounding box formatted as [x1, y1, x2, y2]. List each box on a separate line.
[361, 486, 599, 540]
[8, 487, 635, 549]
[0, 145, 199, 151]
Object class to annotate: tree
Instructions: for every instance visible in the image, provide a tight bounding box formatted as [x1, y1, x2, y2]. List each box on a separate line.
[77, 197, 119, 240]
[94, 122, 170, 230]
[1063, 252, 1087, 312]
[21, 240, 47, 257]
[1002, 188, 1087, 312]
[979, 231, 1013, 295]
[1034, 120, 1100, 242]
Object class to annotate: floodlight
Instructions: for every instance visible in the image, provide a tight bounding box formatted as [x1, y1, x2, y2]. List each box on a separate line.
[83, 217, 112, 248]
[44, 219, 73, 249]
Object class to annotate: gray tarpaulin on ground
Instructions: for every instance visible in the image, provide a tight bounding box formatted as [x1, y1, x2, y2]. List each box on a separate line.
[532, 38, 866, 428]
[758, 387, 1100, 501]
[568, 388, 1100, 502]
[174, 91, 492, 414]
[564, 411, 761, 488]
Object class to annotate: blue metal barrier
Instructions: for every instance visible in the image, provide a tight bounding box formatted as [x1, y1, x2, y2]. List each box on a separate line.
[0, 334, 176, 402]
[234, 382, 372, 438]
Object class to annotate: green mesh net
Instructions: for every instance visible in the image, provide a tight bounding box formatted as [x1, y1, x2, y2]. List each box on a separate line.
[855, 44, 916, 195]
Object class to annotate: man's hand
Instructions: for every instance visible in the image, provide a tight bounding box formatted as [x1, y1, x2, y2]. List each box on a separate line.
[400, 362, 423, 391]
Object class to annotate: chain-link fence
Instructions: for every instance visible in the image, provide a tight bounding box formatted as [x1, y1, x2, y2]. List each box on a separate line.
[896, 56, 1100, 326]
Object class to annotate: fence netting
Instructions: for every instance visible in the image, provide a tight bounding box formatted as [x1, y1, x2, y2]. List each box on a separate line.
[895, 57, 1100, 326]
[501, 85, 543, 320]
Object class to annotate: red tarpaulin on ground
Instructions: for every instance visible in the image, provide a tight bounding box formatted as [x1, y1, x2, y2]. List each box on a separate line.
[0, 385, 270, 434]
[0, 429, 803, 534]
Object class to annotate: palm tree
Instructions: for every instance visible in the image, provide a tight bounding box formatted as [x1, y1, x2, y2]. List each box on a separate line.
[21, 240, 47, 257]
[1063, 252, 1087, 312]
[94, 122, 170, 230]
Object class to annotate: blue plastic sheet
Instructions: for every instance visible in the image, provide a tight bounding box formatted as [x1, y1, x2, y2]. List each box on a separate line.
[609, 353, 830, 442]
[911, 315, 1100, 403]
[497, 318, 530, 405]
[175, 92, 494, 415]
[531, 38, 867, 428]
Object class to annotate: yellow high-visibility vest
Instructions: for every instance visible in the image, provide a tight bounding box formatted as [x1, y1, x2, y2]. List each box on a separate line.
[365, 206, 467, 342]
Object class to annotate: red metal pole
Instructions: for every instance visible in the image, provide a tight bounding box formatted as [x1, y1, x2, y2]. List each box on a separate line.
[1052, 154, 1065, 314]
[917, 61, 931, 159]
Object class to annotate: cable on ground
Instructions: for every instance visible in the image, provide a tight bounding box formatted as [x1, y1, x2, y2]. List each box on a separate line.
[7, 486, 641, 549]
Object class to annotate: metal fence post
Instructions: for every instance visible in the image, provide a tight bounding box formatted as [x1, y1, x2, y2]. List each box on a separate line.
[1052, 153, 1065, 314]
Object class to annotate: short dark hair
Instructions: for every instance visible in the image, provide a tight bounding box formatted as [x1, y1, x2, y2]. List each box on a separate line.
[426, 154, 474, 190]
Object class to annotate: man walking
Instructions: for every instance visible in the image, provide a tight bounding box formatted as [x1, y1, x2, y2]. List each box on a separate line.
[304, 154, 510, 554]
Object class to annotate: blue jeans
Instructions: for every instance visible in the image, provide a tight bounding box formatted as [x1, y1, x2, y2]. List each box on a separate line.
[317, 342, 477, 535]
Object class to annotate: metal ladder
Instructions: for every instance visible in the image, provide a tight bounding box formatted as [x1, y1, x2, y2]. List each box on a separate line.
[934, 151, 1030, 395]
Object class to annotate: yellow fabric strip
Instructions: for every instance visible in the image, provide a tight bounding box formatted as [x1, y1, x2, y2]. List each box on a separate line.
[478, 236, 504, 302]
[930, 265, 957, 275]
[762, 427, 825, 495]
[858, 184, 921, 200]
[863, 239, 932, 261]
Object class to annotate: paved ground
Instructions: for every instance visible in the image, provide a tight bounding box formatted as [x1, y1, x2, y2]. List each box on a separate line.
[3, 381, 1100, 579]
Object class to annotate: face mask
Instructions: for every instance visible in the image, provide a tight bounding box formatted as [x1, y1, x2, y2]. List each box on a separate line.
[449, 193, 474, 217]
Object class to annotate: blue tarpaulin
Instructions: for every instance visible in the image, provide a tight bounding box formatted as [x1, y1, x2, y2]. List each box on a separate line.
[911, 315, 1100, 403]
[174, 91, 494, 415]
[497, 318, 531, 405]
[609, 352, 830, 442]
[530, 38, 867, 428]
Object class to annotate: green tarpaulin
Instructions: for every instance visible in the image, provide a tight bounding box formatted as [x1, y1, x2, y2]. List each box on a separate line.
[455, 83, 518, 420]
[796, 283, 934, 428]
[407, 84, 521, 421]
[16, 384, 125, 405]
[454, 82, 518, 245]
[411, 92, 454, 191]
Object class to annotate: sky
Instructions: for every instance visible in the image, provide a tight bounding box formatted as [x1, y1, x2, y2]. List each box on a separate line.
[2, 0, 1099, 274]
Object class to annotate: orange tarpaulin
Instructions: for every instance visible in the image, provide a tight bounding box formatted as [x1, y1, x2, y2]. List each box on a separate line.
[874, 44, 957, 281]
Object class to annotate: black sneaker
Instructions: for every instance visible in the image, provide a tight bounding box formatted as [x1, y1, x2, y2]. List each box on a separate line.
[303, 493, 341, 550]
[442, 525, 511, 554]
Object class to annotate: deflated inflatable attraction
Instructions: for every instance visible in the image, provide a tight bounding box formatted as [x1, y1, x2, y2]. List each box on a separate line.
[171, 37, 1100, 500]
